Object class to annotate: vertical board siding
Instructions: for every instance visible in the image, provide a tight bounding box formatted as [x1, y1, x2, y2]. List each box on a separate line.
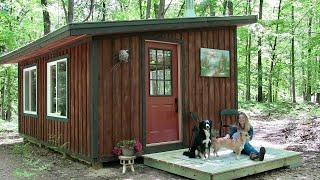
[18, 41, 91, 158]
[98, 36, 142, 158]
[98, 26, 237, 158]
[18, 27, 236, 160]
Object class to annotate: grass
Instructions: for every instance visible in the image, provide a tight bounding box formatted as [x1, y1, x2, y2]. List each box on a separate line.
[239, 101, 320, 120]
[10, 143, 50, 179]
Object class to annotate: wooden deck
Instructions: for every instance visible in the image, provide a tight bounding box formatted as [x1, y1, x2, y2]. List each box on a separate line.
[143, 147, 302, 180]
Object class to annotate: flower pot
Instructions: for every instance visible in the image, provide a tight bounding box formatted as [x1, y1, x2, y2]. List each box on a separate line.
[121, 147, 135, 156]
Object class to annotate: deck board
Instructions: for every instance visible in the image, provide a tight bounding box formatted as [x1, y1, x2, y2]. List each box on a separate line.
[143, 148, 302, 180]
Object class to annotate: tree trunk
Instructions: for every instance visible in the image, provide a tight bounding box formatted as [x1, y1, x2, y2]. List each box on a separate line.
[102, 0, 106, 21]
[223, 1, 233, 15]
[306, 17, 312, 101]
[177, 1, 185, 17]
[5, 70, 12, 121]
[139, 0, 143, 19]
[0, 84, 4, 119]
[83, 0, 94, 22]
[157, 0, 165, 19]
[275, 76, 279, 102]
[245, 0, 252, 101]
[209, 0, 217, 16]
[41, 0, 51, 35]
[223, 1, 227, 15]
[146, 0, 151, 19]
[60, 0, 68, 23]
[228, 1, 233, 15]
[257, 0, 263, 102]
[68, 0, 74, 23]
[1, 69, 7, 119]
[317, 58, 320, 103]
[268, 62, 274, 103]
[268, 0, 282, 103]
[246, 34, 252, 101]
[302, 65, 306, 100]
[291, 4, 296, 103]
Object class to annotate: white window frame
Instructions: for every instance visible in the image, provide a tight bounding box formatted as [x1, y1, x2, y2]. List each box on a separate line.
[47, 58, 68, 119]
[23, 66, 37, 115]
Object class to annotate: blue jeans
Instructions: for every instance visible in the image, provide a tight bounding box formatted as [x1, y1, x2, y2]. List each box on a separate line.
[241, 142, 259, 155]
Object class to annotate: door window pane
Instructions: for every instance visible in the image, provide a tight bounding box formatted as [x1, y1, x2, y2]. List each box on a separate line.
[150, 80, 157, 95]
[165, 81, 172, 95]
[149, 48, 173, 96]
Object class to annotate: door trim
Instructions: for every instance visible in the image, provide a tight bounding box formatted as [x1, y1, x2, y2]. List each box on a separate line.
[143, 39, 183, 147]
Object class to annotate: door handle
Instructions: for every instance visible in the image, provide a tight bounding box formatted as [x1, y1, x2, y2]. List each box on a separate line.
[175, 98, 178, 112]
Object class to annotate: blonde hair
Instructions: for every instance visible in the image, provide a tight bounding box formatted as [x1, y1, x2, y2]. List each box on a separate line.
[236, 112, 251, 132]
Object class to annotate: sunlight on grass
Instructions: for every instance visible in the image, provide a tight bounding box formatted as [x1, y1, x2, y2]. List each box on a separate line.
[239, 101, 320, 120]
[13, 168, 35, 178]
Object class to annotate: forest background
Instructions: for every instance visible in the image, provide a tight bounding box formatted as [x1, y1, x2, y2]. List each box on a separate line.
[0, 0, 319, 121]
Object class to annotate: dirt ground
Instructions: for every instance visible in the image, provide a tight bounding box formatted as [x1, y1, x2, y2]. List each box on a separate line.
[0, 111, 320, 179]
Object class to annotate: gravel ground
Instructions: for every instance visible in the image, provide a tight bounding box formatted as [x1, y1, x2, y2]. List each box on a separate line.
[0, 114, 319, 179]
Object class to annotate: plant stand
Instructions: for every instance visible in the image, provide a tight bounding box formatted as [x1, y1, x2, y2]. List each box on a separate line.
[119, 155, 136, 174]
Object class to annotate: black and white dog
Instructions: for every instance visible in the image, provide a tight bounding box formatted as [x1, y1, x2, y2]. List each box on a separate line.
[183, 120, 213, 159]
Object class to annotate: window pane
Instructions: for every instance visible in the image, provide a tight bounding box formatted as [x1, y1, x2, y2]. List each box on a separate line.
[156, 69, 164, 80]
[164, 51, 172, 65]
[157, 80, 164, 95]
[57, 61, 67, 116]
[24, 71, 30, 111]
[50, 65, 57, 114]
[30, 69, 37, 112]
[165, 81, 172, 95]
[150, 80, 157, 96]
[149, 65, 157, 79]
[149, 49, 156, 65]
[164, 67, 171, 80]
[157, 50, 164, 64]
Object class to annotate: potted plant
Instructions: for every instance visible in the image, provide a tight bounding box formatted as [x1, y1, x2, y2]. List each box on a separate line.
[112, 139, 143, 157]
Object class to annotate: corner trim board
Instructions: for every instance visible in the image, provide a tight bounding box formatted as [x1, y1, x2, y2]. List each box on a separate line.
[90, 38, 99, 160]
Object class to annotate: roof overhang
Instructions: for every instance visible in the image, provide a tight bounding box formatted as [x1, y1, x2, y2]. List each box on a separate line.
[0, 15, 257, 64]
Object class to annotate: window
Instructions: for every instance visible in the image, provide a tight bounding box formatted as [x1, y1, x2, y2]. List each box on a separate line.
[47, 58, 68, 118]
[23, 66, 37, 114]
[149, 49, 172, 96]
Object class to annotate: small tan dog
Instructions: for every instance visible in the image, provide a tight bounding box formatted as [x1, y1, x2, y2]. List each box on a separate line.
[212, 131, 249, 159]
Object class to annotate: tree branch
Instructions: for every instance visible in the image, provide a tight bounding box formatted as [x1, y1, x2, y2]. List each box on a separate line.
[177, 1, 185, 17]
[83, 0, 95, 22]
[164, 0, 173, 15]
[60, 0, 68, 24]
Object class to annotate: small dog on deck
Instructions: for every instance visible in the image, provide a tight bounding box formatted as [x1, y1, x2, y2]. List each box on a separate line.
[183, 120, 212, 159]
[212, 131, 248, 160]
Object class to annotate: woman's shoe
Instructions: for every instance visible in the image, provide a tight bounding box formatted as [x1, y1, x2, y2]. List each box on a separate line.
[259, 147, 266, 161]
[250, 153, 259, 160]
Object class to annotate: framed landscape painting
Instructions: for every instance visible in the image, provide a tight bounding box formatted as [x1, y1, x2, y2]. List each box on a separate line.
[200, 48, 230, 77]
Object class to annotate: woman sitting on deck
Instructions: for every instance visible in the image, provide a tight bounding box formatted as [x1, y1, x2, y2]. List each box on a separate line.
[224, 112, 266, 161]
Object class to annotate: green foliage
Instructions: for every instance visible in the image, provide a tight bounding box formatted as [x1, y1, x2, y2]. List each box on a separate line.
[13, 168, 35, 178]
[11, 143, 31, 157]
[116, 139, 135, 147]
[10, 143, 50, 178]
[0, 0, 319, 122]
[239, 101, 320, 119]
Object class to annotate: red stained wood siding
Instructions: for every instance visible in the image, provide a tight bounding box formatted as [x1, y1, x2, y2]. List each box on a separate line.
[18, 41, 91, 158]
[98, 26, 237, 158]
[17, 26, 236, 160]
[97, 36, 142, 157]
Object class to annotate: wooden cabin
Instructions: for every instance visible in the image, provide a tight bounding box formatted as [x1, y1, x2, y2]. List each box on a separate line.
[0, 16, 257, 164]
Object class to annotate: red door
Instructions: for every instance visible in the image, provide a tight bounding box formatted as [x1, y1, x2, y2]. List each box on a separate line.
[145, 41, 179, 144]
